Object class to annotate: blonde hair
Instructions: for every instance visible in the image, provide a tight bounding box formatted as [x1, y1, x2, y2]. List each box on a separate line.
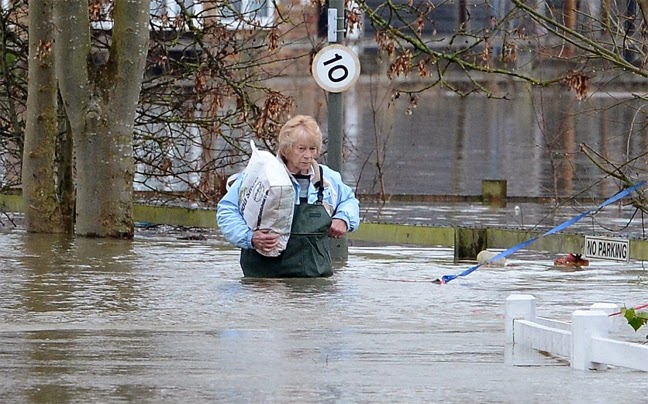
[277, 115, 323, 158]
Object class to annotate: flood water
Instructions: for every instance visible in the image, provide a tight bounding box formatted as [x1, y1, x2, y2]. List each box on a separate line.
[2, 225, 648, 403]
[279, 80, 648, 200]
[4, 82, 648, 402]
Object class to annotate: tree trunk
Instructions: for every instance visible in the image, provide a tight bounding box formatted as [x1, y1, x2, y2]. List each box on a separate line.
[54, 0, 151, 238]
[22, 0, 67, 233]
[57, 105, 76, 233]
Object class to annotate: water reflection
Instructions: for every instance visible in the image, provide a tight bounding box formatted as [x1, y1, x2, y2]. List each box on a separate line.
[17, 234, 143, 317]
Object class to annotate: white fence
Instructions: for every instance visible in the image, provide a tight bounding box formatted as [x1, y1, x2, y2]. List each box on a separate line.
[505, 294, 648, 372]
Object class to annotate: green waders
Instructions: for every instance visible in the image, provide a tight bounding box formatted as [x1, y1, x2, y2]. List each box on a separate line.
[239, 202, 333, 277]
[240, 167, 333, 278]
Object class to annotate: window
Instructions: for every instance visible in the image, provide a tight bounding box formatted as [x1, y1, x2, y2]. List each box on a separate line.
[151, 0, 204, 30]
[90, 2, 114, 31]
[91, 0, 204, 31]
[218, 0, 275, 30]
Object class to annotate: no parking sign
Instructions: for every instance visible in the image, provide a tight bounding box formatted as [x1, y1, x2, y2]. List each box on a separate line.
[312, 44, 361, 93]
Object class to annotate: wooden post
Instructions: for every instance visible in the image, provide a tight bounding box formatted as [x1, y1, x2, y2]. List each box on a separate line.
[482, 179, 507, 207]
[454, 227, 487, 263]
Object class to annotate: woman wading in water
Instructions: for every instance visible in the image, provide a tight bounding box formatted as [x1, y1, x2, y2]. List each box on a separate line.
[217, 115, 360, 277]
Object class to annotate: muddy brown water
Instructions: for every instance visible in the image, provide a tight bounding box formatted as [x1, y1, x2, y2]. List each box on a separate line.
[2, 226, 648, 403]
[303, 82, 648, 200]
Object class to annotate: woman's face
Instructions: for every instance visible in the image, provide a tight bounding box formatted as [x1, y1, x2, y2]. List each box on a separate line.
[283, 133, 319, 174]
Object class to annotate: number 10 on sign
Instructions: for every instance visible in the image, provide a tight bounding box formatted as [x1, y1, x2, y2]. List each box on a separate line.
[312, 45, 361, 93]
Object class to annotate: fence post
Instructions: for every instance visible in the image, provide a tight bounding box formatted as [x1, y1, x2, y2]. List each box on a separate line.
[454, 227, 487, 262]
[505, 294, 536, 344]
[571, 310, 610, 371]
[590, 302, 620, 328]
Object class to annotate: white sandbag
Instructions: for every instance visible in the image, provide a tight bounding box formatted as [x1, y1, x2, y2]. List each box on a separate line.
[476, 250, 508, 267]
[238, 140, 294, 257]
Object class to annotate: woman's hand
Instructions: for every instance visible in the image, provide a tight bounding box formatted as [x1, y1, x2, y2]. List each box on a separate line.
[252, 229, 280, 252]
[328, 218, 348, 239]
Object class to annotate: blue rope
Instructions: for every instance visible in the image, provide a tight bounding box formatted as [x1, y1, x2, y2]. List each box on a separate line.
[436, 181, 646, 284]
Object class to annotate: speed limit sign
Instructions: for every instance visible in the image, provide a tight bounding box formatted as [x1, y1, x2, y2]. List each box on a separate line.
[312, 44, 361, 93]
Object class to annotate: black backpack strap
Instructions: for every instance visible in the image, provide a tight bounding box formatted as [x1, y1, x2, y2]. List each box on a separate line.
[315, 166, 325, 204]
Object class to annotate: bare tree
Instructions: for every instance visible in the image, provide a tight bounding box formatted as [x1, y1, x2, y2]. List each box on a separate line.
[22, 0, 68, 233]
[356, 0, 648, 207]
[130, 1, 309, 205]
[7, 0, 319, 235]
[16, 0, 324, 233]
[51, 1, 151, 237]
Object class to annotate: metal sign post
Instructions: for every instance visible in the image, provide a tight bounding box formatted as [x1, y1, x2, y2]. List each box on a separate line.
[327, 0, 345, 174]
[311, 0, 360, 261]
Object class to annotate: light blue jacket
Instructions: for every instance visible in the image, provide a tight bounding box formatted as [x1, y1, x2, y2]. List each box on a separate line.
[217, 163, 360, 250]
